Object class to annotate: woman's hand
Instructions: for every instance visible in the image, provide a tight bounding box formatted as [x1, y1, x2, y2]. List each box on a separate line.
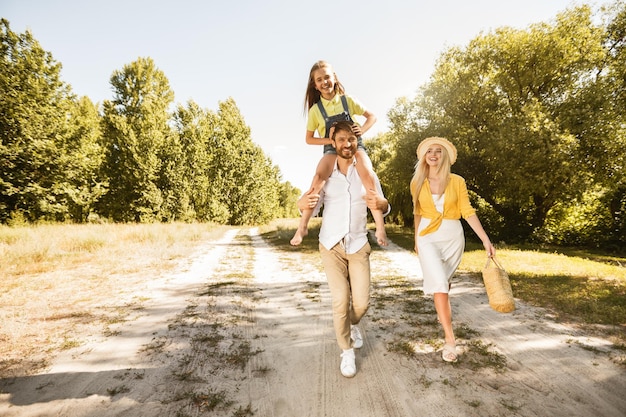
[484, 241, 496, 258]
[413, 215, 421, 256]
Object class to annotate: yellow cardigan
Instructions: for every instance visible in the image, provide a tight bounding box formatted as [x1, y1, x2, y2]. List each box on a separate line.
[410, 174, 476, 236]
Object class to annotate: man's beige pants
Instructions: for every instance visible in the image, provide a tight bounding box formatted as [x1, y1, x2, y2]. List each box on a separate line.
[319, 241, 371, 350]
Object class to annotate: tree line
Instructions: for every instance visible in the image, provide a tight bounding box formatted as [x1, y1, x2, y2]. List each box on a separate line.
[0, 19, 300, 225]
[367, 3, 625, 249]
[1, 2, 625, 249]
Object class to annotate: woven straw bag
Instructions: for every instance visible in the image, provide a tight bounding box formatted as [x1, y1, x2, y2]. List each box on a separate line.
[481, 256, 515, 313]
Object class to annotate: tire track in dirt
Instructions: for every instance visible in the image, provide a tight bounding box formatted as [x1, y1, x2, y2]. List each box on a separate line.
[247, 227, 332, 416]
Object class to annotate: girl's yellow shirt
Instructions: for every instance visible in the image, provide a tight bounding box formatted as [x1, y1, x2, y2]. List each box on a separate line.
[306, 94, 366, 137]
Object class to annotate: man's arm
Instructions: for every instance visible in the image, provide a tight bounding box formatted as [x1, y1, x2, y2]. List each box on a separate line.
[365, 188, 389, 215]
[297, 192, 322, 214]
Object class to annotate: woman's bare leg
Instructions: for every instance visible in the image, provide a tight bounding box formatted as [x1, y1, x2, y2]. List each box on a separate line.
[434, 292, 457, 362]
[290, 154, 336, 246]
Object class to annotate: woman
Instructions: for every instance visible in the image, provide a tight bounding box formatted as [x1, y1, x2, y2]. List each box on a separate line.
[410, 137, 495, 362]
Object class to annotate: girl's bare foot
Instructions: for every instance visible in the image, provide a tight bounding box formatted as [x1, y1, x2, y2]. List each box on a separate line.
[290, 227, 308, 246]
[375, 228, 388, 246]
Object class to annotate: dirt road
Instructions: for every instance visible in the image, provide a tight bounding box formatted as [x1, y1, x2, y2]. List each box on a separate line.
[1, 227, 624, 416]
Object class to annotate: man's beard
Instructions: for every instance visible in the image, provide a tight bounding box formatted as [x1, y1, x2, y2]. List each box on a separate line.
[337, 147, 355, 159]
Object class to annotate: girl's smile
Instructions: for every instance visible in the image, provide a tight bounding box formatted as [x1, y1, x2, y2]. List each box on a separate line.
[313, 67, 336, 99]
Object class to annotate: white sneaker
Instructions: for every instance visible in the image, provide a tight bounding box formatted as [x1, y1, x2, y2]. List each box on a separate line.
[340, 349, 356, 378]
[350, 325, 363, 349]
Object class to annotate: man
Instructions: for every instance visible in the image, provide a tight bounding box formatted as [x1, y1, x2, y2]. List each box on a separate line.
[297, 120, 390, 378]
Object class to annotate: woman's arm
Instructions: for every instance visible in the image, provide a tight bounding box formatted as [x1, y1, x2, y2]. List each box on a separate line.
[465, 215, 496, 257]
[414, 214, 421, 254]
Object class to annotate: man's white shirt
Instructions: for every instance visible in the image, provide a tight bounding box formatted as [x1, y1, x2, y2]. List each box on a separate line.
[311, 157, 390, 254]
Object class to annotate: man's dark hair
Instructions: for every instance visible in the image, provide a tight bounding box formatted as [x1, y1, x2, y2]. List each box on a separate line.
[331, 120, 354, 140]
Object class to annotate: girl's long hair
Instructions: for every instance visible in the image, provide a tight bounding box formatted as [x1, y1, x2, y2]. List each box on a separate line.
[410, 145, 452, 209]
[304, 61, 346, 113]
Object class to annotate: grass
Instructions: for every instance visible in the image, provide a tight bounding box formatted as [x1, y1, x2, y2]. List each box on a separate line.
[302, 282, 322, 302]
[185, 389, 233, 412]
[464, 340, 508, 371]
[0, 222, 221, 276]
[106, 385, 131, 396]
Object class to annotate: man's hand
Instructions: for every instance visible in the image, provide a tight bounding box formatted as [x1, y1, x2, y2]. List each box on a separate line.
[297, 192, 320, 212]
[364, 188, 388, 212]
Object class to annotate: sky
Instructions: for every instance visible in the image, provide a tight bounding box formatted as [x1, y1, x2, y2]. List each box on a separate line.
[2, 0, 581, 193]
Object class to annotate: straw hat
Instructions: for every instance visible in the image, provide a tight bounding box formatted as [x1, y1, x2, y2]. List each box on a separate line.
[416, 137, 457, 165]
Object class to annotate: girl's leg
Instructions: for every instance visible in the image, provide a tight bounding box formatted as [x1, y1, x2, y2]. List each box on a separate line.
[290, 154, 336, 246]
[354, 150, 387, 246]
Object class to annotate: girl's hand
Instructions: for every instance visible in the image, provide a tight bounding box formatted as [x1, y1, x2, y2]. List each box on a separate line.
[328, 125, 335, 140]
[351, 124, 363, 137]
[297, 193, 320, 211]
[364, 189, 387, 212]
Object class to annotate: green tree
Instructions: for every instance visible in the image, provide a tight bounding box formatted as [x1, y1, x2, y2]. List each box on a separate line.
[55, 96, 107, 222]
[276, 181, 301, 218]
[566, 1, 626, 246]
[382, 97, 444, 227]
[212, 98, 281, 225]
[0, 19, 75, 222]
[173, 100, 230, 222]
[156, 111, 194, 222]
[99, 57, 174, 222]
[174, 98, 285, 225]
[385, 5, 613, 242]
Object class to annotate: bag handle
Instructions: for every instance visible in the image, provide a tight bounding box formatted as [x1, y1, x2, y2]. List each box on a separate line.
[484, 256, 505, 270]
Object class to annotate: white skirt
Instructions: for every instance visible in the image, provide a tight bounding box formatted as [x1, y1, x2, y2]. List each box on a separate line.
[417, 218, 465, 294]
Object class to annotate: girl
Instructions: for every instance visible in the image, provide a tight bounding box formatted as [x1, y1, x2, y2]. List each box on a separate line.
[410, 137, 495, 362]
[290, 60, 387, 247]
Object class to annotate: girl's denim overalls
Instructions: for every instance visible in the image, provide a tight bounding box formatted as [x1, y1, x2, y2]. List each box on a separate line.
[318, 95, 366, 155]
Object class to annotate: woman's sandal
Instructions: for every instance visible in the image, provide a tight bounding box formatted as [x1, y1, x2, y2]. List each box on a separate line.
[442, 343, 458, 363]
